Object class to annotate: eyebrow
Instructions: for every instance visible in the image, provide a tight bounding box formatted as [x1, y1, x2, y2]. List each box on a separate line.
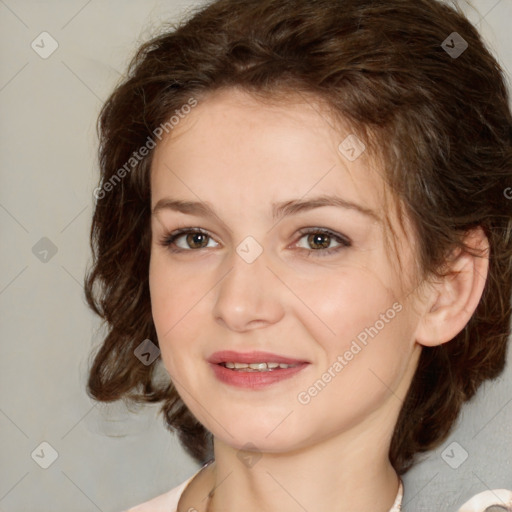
[152, 195, 380, 223]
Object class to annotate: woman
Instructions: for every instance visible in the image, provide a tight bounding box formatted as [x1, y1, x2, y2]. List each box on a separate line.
[84, 0, 512, 510]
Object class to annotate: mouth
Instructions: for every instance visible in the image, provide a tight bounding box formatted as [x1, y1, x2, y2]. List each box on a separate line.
[208, 350, 310, 388]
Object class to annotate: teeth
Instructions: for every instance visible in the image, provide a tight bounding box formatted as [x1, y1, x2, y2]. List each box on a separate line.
[221, 362, 299, 371]
[249, 363, 267, 370]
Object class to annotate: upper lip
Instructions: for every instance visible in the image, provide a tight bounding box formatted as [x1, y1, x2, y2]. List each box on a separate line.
[208, 350, 309, 365]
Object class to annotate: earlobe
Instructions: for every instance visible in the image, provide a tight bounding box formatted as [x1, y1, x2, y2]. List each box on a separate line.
[414, 227, 489, 348]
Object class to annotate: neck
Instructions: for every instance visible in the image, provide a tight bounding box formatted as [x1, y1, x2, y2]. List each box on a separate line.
[204, 425, 400, 512]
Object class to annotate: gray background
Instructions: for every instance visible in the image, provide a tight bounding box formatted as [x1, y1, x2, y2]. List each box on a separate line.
[0, 1, 511, 511]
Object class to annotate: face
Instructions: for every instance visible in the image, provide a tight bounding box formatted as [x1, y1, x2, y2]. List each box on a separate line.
[149, 87, 424, 454]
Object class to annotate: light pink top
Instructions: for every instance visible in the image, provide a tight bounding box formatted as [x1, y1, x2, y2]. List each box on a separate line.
[124, 467, 512, 512]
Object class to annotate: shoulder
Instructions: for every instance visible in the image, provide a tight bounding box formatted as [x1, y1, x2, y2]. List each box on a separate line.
[122, 474, 196, 512]
[455, 489, 512, 512]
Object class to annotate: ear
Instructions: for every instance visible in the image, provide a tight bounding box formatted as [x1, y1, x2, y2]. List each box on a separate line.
[414, 226, 489, 347]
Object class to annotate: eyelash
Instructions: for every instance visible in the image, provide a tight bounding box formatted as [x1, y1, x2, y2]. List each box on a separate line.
[158, 227, 352, 257]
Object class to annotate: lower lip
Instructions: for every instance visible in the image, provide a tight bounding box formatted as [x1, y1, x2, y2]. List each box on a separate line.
[209, 362, 309, 389]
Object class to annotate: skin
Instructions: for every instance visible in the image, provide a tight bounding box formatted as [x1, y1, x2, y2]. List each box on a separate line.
[148, 87, 489, 512]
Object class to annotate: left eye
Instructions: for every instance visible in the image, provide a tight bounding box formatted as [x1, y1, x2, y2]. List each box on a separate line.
[295, 228, 351, 256]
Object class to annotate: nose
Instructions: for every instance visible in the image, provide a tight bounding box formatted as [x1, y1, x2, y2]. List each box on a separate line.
[212, 246, 285, 332]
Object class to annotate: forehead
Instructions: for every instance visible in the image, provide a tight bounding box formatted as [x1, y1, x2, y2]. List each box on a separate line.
[150, 87, 385, 216]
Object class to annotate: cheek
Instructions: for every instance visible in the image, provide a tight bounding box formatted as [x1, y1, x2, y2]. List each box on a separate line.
[293, 263, 404, 352]
[148, 255, 198, 370]
[149, 250, 205, 321]
[292, 265, 412, 409]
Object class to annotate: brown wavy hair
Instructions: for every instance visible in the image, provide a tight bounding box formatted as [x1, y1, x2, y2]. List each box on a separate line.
[84, 0, 512, 474]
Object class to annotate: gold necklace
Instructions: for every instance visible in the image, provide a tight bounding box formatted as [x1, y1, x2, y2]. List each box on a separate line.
[205, 488, 214, 512]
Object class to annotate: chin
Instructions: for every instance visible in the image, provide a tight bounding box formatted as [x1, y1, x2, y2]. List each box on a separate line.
[217, 433, 300, 454]
[212, 418, 318, 455]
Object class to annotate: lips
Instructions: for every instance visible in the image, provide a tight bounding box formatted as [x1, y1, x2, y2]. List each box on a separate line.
[207, 350, 310, 389]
